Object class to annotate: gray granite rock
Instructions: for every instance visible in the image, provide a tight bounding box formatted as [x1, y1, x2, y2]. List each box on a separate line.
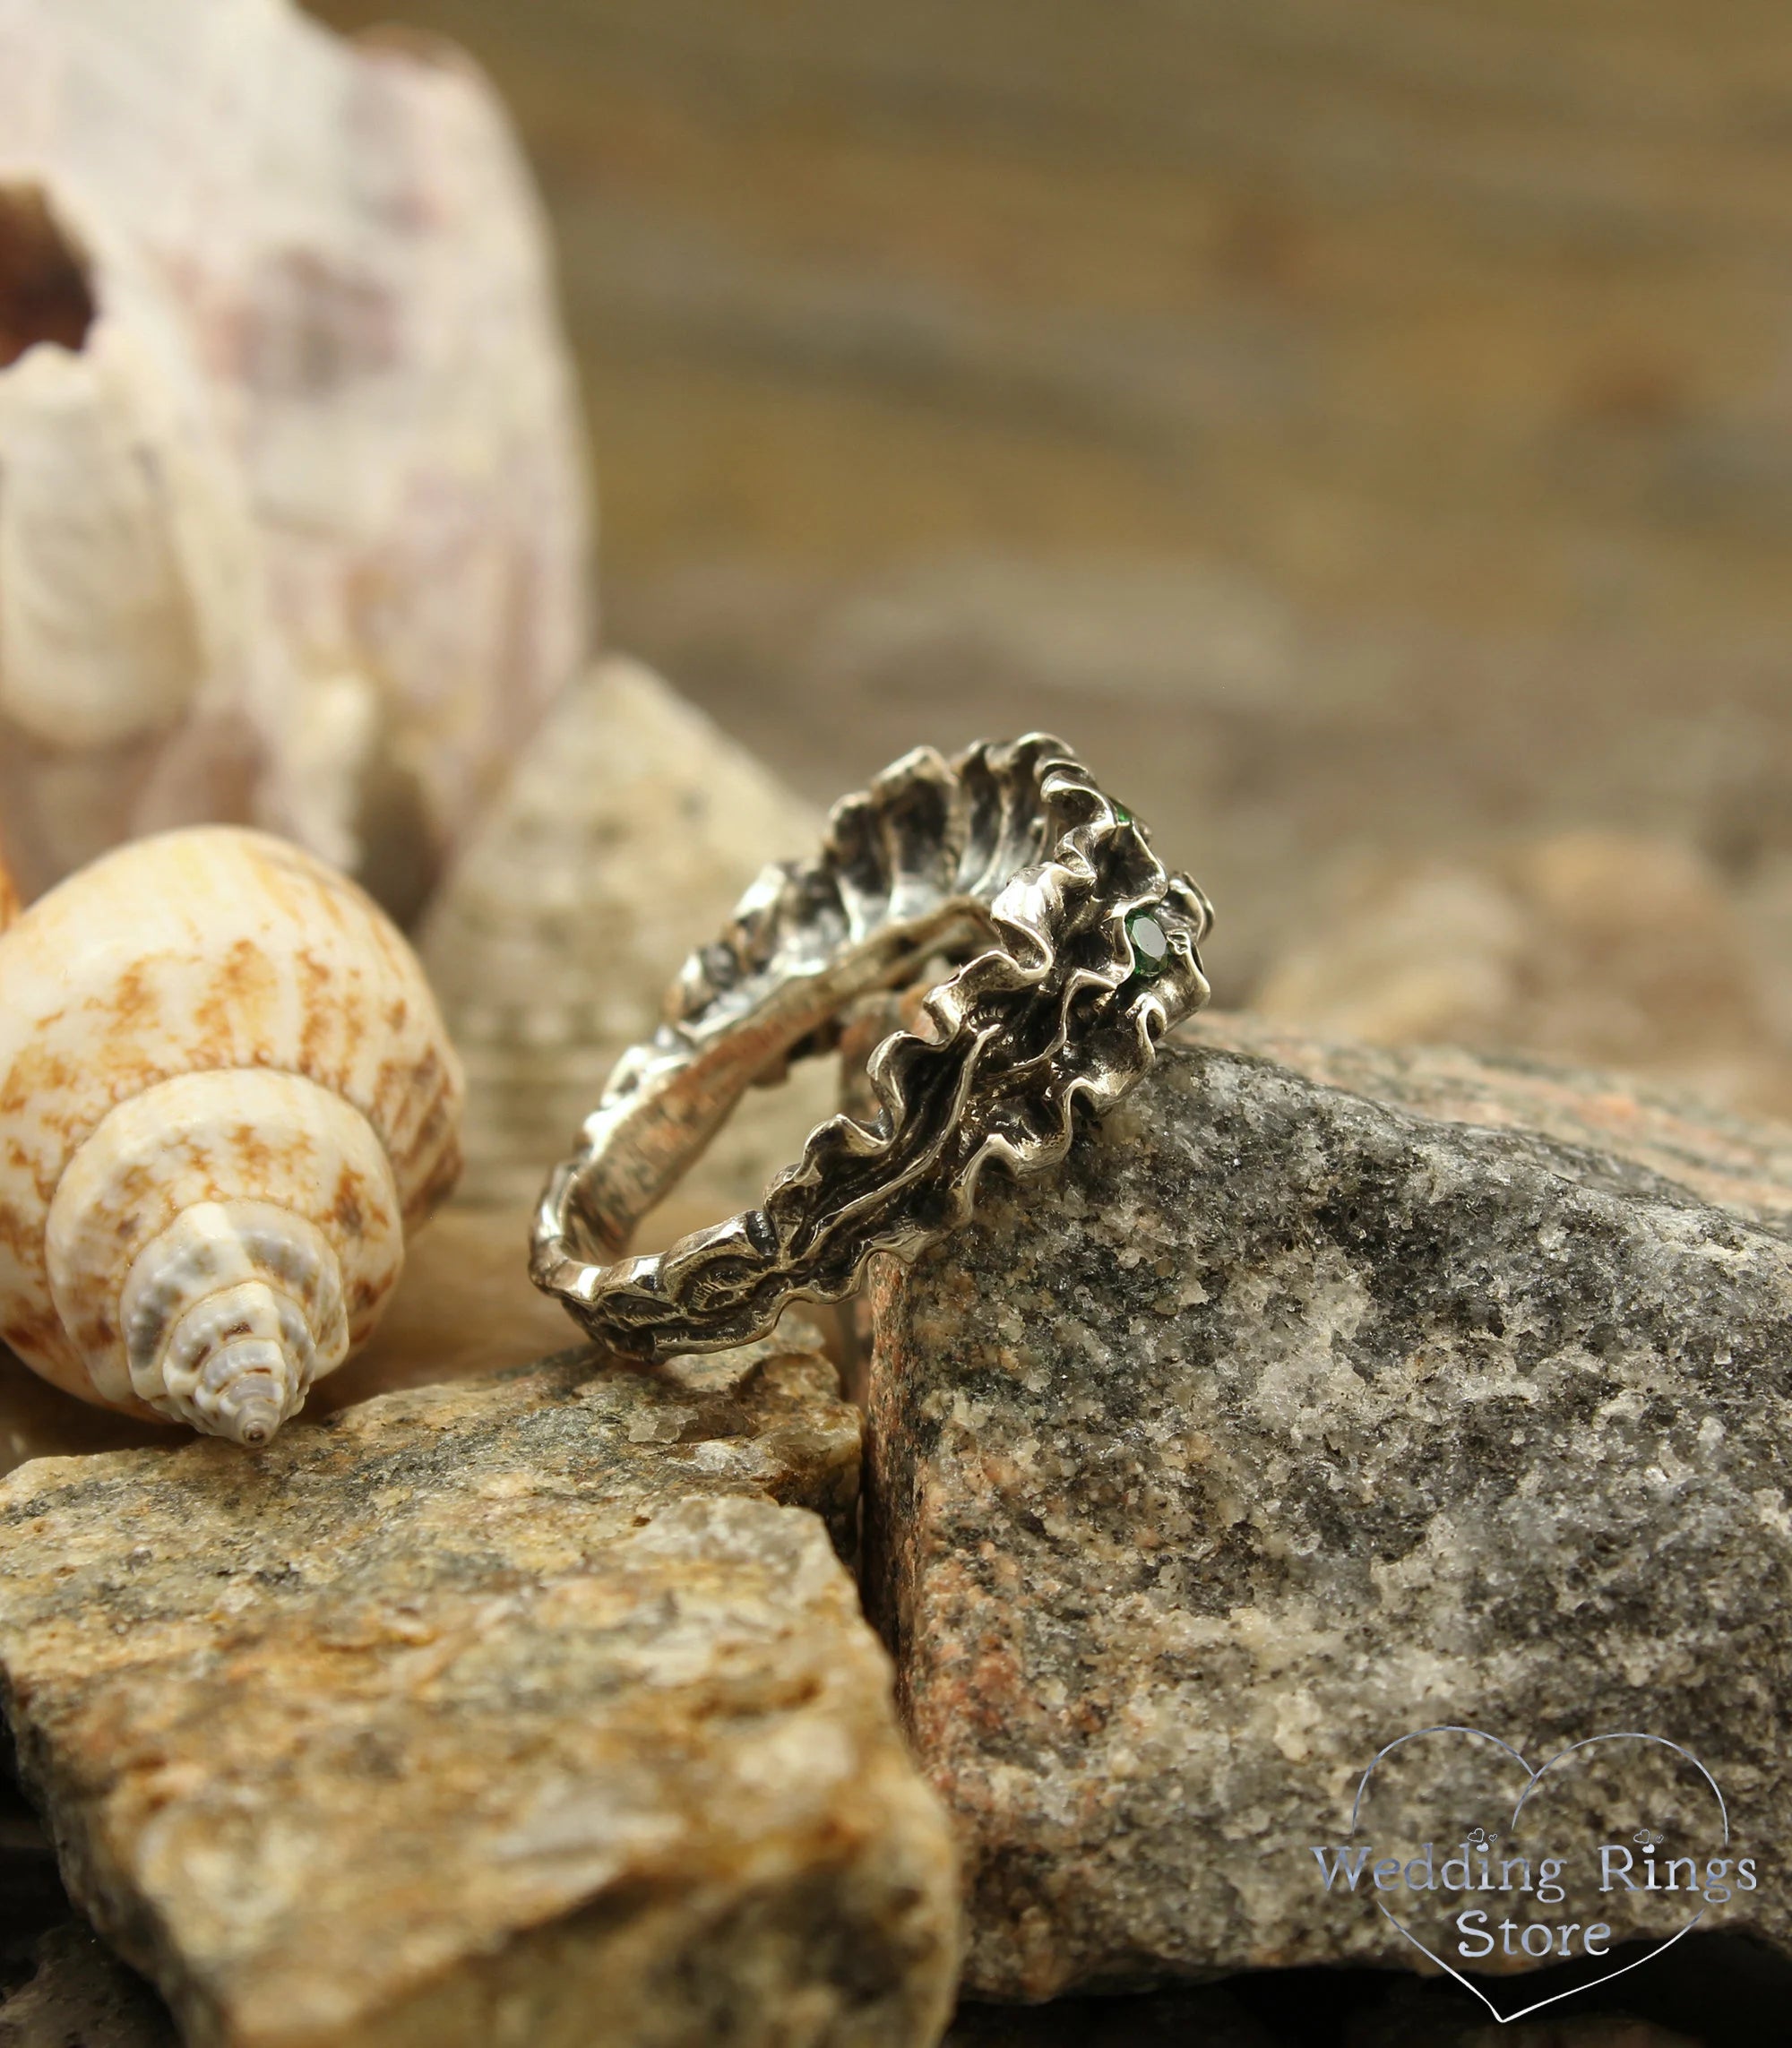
[865, 1018, 1792, 2000]
[0, 1322, 960, 2048]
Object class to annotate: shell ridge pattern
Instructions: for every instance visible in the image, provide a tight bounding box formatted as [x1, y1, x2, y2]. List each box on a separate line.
[36, 1060, 444, 1218]
[0, 828, 463, 1431]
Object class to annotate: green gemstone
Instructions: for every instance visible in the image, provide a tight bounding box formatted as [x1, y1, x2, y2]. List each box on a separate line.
[1112, 802, 1133, 825]
[1125, 908, 1170, 978]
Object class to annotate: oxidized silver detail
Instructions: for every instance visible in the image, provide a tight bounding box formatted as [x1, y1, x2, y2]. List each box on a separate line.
[530, 734, 1213, 1358]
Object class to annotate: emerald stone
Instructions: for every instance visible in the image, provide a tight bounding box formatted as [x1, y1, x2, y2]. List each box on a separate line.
[1112, 802, 1133, 825]
[1125, 908, 1170, 978]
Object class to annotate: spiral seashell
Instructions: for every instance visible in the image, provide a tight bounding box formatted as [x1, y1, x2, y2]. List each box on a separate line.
[0, 827, 462, 1443]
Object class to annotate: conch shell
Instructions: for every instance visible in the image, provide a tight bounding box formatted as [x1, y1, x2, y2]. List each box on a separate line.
[0, 0, 590, 918]
[0, 827, 462, 1443]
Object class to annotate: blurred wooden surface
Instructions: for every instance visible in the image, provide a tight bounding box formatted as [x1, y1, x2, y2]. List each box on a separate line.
[304, 0, 1792, 1000]
[305, 0, 1792, 622]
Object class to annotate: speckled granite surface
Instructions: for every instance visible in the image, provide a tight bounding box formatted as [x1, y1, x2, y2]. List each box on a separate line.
[866, 1023, 1792, 1998]
[0, 1323, 959, 2048]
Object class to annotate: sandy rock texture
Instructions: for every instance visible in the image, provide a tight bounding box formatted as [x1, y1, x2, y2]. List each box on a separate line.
[866, 1017, 1792, 1998]
[0, 1323, 960, 2048]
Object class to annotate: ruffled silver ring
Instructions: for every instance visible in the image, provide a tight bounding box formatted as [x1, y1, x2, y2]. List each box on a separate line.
[530, 734, 1213, 1359]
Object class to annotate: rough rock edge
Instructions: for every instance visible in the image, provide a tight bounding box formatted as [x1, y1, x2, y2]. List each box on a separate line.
[866, 1025, 1792, 1997]
[0, 1326, 961, 2048]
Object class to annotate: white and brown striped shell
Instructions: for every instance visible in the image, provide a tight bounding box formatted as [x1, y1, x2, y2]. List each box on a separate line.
[0, 826, 462, 1443]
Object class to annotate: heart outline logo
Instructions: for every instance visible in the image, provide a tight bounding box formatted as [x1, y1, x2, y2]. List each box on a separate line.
[1348, 1725, 1729, 2027]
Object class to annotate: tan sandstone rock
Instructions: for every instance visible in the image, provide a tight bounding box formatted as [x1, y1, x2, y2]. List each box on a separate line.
[0, 1325, 960, 2048]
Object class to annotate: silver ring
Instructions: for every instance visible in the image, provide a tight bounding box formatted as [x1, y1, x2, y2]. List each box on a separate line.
[530, 734, 1213, 1359]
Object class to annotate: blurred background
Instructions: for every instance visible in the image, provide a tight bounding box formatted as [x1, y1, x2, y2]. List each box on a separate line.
[8, 6, 1792, 2020]
[306, 0, 1792, 1020]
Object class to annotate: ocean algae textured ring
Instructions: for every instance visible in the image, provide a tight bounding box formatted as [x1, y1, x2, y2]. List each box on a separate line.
[530, 735, 1213, 1359]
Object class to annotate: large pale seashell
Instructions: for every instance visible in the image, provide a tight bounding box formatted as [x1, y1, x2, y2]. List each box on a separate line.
[0, 0, 590, 917]
[0, 216, 255, 756]
[0, 826, 462, 1442]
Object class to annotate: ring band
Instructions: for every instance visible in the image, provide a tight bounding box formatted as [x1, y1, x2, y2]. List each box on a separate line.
[530, 735, 1213, 1359]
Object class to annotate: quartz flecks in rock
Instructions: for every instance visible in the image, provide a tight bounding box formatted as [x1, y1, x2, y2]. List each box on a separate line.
[0, 1324, 959, 2048]
[866, 1022, 1792, 1998]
